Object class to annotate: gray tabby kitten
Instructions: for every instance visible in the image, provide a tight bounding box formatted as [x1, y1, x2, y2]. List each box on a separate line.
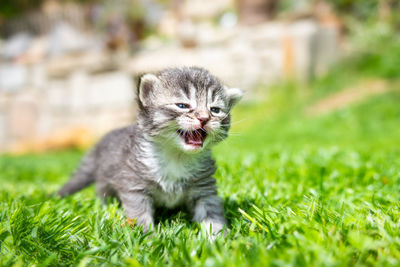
[58, 66, 242, 234]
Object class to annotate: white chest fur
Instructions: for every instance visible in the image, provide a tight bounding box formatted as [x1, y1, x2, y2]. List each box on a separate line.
[152, 154, 196, 208]
[158, 156, 193, 190]
[140, 141, 202, 208]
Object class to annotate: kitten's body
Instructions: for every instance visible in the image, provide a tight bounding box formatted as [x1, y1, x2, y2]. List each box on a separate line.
[58, 67, 242, 233]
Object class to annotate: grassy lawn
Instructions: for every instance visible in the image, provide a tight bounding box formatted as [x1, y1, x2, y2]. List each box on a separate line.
[1, 80, 399, 266]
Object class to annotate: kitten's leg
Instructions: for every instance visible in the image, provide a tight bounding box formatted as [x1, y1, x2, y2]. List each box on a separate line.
[118, 191, 155, 232]
[97, 180, 116, 199]
[191, 193, 227, 235]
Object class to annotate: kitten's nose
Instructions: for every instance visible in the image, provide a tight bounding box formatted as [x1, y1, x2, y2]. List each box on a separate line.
[195, 111, 210, 126]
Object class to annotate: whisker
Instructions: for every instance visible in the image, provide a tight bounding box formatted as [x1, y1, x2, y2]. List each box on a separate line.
[222, 119, 248, 126]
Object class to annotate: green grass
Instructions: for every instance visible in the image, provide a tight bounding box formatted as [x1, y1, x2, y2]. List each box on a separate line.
[2, 69, 400, 267]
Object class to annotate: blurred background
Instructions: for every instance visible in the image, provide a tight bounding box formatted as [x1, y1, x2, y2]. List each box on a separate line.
[0, 0, 399, 153]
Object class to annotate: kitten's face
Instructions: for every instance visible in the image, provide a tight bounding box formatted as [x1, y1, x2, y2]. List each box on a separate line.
[138, 67, 242, 153]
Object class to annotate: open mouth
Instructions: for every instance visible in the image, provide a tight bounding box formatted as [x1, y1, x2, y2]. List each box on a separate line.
[177, 129, 207, 148]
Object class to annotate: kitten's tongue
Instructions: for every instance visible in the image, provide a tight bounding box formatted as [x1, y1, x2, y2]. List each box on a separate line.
[178, 129, 207, 147]
[185, 131, 203, 145]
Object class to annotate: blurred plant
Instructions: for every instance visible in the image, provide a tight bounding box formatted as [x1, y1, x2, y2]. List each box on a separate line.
[97, 0, 164, 49]
[237, 0, 279, 24]
[345, 20, 400, 79]
[278, 0, 400, 27]
[328, 0, 378, 19]
[0, 0, 95, 19]
[0, 0, 44, 19]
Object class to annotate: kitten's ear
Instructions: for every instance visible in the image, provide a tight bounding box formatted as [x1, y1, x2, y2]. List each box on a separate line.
[138, 74, 160, 107]
[225, 86, 243, 106]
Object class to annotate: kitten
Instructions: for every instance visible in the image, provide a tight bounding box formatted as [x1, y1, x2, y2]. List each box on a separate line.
[58, 67, 242, 234]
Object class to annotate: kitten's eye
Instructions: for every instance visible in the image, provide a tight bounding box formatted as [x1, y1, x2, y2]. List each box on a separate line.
[210, 107, 221, 114]
[176, 103, 190, 109]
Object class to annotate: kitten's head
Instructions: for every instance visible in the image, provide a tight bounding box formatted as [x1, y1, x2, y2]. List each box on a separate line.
[137, 67, 242, 153]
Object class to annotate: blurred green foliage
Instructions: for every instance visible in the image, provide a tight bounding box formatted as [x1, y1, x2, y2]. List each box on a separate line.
[346, 21, 400, 79]
[304, 20, 400, 102]
[328, 0, 378, 19]
[0, 0, 43, 18]
[0, 0, 94, 19]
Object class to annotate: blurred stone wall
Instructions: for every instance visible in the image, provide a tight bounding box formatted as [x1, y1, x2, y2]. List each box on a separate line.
[0, 0, 340, 153]
[129, 19, 338, 92]
[0, 55, 135, 153]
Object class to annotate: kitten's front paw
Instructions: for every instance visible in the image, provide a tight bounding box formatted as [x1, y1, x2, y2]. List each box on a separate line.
[200, 220, 228, 240]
